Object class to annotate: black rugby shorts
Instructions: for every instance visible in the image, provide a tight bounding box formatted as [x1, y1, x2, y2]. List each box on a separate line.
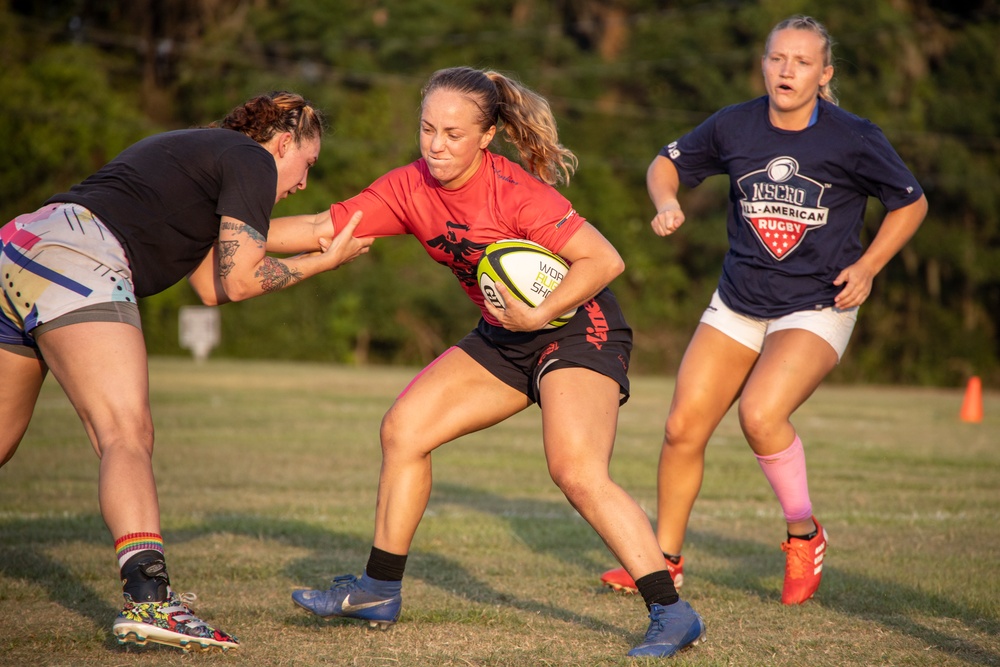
[456, 288, 632, 406]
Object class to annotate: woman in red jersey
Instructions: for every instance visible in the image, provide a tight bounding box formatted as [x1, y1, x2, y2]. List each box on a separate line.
[286, 66, 703, 658]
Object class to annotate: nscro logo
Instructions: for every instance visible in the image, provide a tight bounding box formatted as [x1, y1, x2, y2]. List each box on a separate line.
[736, 157, 829, 261]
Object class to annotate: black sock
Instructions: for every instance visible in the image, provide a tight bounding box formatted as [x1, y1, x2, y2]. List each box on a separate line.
[789, 528, 818, 541]
[635, 570, 680, 610]
[664, 552, 682, 565]
[365, 546, 407, 582]
[120, 550, 170, 602]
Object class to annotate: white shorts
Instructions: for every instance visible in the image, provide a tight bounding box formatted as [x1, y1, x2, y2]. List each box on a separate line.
[700, 290, 858, 362]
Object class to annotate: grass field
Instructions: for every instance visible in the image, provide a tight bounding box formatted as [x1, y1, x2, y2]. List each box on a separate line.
[1, 357, 997, 667]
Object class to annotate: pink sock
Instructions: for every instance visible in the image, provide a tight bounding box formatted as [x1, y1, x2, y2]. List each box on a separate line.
[754, 435, 813, 523]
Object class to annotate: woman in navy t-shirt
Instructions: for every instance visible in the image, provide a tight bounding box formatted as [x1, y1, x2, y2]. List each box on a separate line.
[599, 15, 927, 605]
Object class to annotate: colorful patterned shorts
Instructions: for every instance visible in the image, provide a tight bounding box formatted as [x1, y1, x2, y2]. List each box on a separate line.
[0, 203, 139, 358]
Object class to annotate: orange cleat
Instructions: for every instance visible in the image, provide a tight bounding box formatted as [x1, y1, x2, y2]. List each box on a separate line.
[780, 516, 828, 604]
[600, 556, 684, 594]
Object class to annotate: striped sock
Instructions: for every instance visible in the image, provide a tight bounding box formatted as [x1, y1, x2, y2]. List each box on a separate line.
[115, 532, 164, 569]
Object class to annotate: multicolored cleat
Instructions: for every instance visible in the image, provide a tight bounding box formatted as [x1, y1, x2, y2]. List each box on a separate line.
[113, 590, 239, 652]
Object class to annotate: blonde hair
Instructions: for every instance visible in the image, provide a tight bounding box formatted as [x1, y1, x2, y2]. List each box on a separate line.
[421, 67, 578, 186]
[765, 15, 839, 105]
[217, 91, 325, 145]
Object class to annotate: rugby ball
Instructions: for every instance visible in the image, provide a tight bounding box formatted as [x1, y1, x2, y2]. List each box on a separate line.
[477, 239, 577, 329]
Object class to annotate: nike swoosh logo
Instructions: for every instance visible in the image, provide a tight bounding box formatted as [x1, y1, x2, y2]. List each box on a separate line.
[341, 594, 390, 613]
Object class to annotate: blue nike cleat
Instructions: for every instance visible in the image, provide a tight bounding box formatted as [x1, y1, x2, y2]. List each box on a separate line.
[292, 574, 401, 629]
[627, 600, 706, 658]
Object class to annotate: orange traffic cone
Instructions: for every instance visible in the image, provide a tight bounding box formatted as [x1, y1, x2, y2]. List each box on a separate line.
[960, 376, 983, 423]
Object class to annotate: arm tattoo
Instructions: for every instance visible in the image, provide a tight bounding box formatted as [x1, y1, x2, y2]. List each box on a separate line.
[255, 257, 304, 293]
[218, 240, 238, 279]
[221, 220, 266, 247]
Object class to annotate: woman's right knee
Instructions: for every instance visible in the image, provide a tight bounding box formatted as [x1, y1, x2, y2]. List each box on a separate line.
[92, 417, 155, 458]
[663, 407, 712, 452]
[379, 403, 434, 460]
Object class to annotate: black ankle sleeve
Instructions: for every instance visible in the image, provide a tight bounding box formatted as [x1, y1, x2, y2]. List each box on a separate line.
[120, 550, 170, 602]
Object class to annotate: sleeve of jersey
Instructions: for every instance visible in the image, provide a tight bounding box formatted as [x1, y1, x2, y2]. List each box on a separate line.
[508, 180, 586, 254]
[216, 144, 277, 238]
[328, 168, 411, 238]
[849, 124, 924, 211]
[659, 111, 726, 189]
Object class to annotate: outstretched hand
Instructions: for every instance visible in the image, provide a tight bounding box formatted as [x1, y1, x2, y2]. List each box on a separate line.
[317, 210, 374, 269]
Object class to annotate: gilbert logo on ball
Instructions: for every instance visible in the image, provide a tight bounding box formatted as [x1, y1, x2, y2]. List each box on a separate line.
[476, 239, 577, 329]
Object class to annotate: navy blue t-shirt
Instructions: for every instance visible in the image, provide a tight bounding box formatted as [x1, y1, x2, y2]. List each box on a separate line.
[47, 128, 276, 297]
[660, 96, 923, 318]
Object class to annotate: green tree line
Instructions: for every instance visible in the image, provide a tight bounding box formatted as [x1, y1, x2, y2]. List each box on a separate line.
[2, 0, 997, 386]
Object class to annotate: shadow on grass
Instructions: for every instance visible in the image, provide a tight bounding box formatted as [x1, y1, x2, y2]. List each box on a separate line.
[683, 527, 1000, 666]
[0, 515, 170, 653]
[430, 480, 618, 574]
[0, 508, 628, 651]
[3, 509, 997, 664]
[402, 483, 1000, 666]
[364, 481, 1000, 665]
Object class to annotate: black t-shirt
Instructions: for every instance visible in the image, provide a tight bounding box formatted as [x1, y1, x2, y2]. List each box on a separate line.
[46, 128, 276, 297]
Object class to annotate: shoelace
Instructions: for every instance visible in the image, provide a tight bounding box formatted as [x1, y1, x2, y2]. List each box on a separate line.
[162, 592, 209, 631]
[177, 591, 198, 605]
[330, 574, 360, 590]
[782, 541, 808, 580]
[644, 618, 666, 641]
[642, 605, 668, 641]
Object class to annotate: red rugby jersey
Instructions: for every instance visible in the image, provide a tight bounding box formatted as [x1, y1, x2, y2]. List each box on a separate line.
[328, 150, 585, 323]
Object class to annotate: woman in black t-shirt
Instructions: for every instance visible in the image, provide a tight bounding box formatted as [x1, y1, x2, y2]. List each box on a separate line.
[0, 91, 371, 652]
